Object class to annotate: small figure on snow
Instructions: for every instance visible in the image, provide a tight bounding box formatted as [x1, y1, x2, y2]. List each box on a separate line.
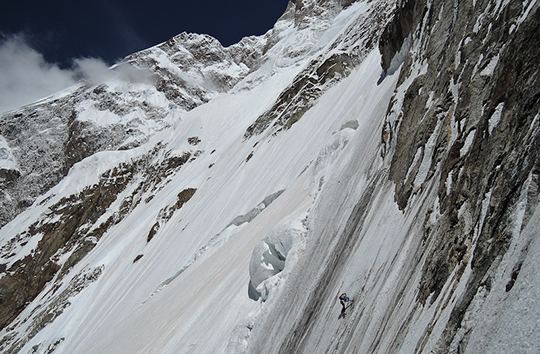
[338, 292, 353, 319]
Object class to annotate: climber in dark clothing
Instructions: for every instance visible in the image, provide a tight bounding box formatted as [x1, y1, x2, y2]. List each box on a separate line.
[338, 292, 353, 318]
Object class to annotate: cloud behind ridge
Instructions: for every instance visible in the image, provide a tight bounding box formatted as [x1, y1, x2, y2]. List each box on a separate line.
[0, 35, 154, 114]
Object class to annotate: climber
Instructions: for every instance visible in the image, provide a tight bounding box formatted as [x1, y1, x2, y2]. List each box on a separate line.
[338, 292, 353, 318]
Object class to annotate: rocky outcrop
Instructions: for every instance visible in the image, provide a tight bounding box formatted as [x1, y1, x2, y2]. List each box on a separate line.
[0, 136, 20, 183]
[124, 31, 266, 107]
[146, 187, 196, 243]
[0, 102, 72, 228]
[0, 162, 135, 330]
[1, 267, 103, 353]
[0, 141, 198, 339]
[378, 0, 415, 75]
[248, 1, 539, 353]
[245, 0, 393, 138]
[0, 24, 267, 338]
[0, 0, 538, 352]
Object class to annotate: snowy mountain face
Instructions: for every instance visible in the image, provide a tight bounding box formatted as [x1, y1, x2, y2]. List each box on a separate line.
[0, 0, 538, 353]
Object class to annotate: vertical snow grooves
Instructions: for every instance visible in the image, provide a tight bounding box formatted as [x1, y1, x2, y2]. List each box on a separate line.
[250, 1, 539, 353]
[277, 171, 383, 353]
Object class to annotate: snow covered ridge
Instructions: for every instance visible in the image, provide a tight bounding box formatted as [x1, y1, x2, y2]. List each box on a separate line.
[0, 0, 372, 230]
[1, 0, 539, 353]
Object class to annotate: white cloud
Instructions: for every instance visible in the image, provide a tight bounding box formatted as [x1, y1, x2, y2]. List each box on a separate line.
[0, 35, 155, 114]
[74, 58, 155, 85]
[0, 35, 76, 113]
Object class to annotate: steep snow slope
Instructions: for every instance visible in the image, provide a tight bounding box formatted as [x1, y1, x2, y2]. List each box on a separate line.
[0, 1, 397, 352]
[250, 0, 540, 353]
[0, 0, 538, 353]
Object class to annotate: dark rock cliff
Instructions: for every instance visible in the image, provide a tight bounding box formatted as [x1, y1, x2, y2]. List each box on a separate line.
[383, 0, 539, 350]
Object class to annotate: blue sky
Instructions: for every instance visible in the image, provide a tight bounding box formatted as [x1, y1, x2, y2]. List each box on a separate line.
[1, 0, 289, 66]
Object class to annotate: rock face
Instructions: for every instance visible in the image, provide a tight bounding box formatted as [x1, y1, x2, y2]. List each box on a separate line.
[0, 0, 538, 353]
[0, 162, 134, 331]
[124, 32, 266, 108]
[383, 0, 540, 350]
[378, 0, 415, 75]
[0, 141, 202, 351]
